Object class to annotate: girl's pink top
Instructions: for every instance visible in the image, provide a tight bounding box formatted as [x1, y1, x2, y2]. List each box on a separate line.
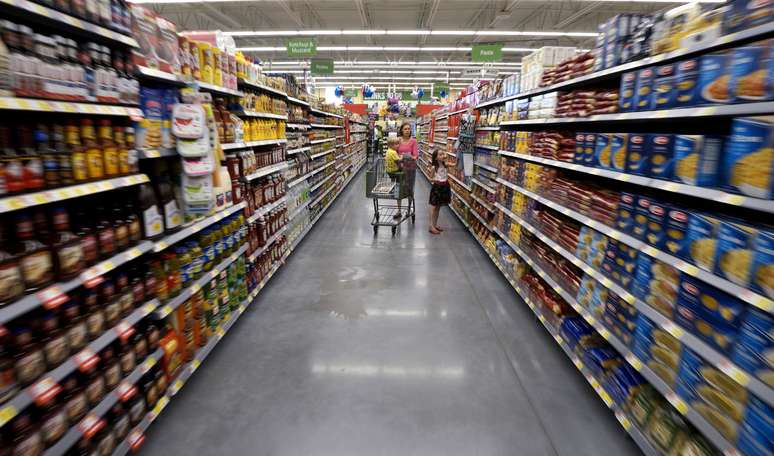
[396, 137, 418, 159]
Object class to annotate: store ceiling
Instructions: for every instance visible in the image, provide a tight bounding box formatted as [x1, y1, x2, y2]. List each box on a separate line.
[141, 0, 686, 86]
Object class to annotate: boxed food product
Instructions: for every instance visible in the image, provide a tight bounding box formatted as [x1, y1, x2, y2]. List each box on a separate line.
[676, 275, 746, 352]
[751, 229, 774, 299]
[652, 63, 678, 110]
[633, 196, 653, 240]
[635, 67, 655, 111]
[729, 40, 773, 103]
[615, 192, 637, 235]
[633, 254, 680, 317]
[645, 200, 668, 249]
[649, 134, 675, 180]
[721, 116, 774, 199]
[619, 71, 638, 112]
[610, 133, 628, 171]
[675, 348, 748, 442]
[156, 15, 180, 74]
[696, 52, 732, 105]
[723, 0, 774, 33]
[574, 132, 586, 163]
[664, 205, 690, 256]
[731, 307, 774, 387]
[631, 313, 683, 385]
[737, 395, 774, 456]
[583, 133, 597, 166]
[625, 133, 650, 176]
[130, 4, 161, 70]
[713, 220, 757, 287]
[677, 212, 721, 272]
[673, 134, 723, 187]
[137, 87, 164, 150]
[594, 133, 613, 168]
[675, 57, 701, 107]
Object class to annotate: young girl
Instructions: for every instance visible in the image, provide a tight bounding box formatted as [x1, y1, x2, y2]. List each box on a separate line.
[428, 150, 450, 235]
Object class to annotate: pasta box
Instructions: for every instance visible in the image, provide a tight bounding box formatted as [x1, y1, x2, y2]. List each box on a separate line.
[631, 313, 682, 383]
[645, 199, 668, 249]
[677, 274, 747, 327]
[729, 41, 773, 103]
[648, 134, 675, 180]
[738, 397, 774, 456]
[751, 229, 774, 299]
[610, 133, 629, 171]
[731, 308, 773, 387]
[723, 0, 774, 33]
[635, 67, 655, 111]
[583, 133, 597, 166]
[615, 192, 637, 235]
[677, 211, 721, 272]
[620, 71, 638, 112]
[664, 205, 690, 256]
[594, 133, 613, 168]
[720, 116, 774, 199]
[696, 52, 732, 105]
[625, 133, 650, 176]
[673, 135, 723, 187]
[633, 196, 654, 241]
[652, 63, 678, 110]
[675, 57, 701, 107]
[574, 132, 586, 163]
[713, 220, 757, 287]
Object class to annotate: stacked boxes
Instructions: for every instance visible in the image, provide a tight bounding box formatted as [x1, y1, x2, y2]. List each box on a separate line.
[521, 46, 578, 91]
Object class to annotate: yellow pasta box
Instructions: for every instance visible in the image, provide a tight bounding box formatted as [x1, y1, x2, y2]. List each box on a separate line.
[625, 133, 650, 175]
[673, 135, 724, 187]
[721, 116, 774, 199]
[751, 229, 774, 299]
[593, 133, 613, 168]
[713, 220, 757, 287]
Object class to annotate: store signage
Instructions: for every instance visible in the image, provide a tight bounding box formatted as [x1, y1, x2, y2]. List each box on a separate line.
[472, 43, 503, 63]
[343, 88, 359, 97]
[364, 91, 429, 101]
[286, 38, 317, 57]
[434, 83, 449, 95]
[311, 58, 334, 75]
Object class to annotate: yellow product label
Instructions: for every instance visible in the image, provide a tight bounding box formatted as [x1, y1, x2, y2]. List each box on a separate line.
[103, 146, 119, 176]
[86, 147, 104, 180]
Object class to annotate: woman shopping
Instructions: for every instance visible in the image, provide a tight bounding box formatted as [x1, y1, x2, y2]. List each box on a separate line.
[396, 123, 418, 160]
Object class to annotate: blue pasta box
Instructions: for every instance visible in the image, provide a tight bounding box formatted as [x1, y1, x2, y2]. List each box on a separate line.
[631, 314, 682, 380]
[594, 133, 613, 168]
[723, 0, 774, 34]
[673, 135, 724, 187]
[583, 133, 597, 166]
[574, 132, 586, 163]
[620, 71, 638, 112]
[675, 295, 741, 355]
[632, 196, 653, 240]
[648, 134, 675, 179]
[738, 405, 774, 456]
[610, 133, 628, 171]
[678, 274, 747, 327]
[731, 308, 773, 386]
[633, 255, 680, 317]
[625, 133, 650, 175]
[632, 254, 655, 301]
[675, 57, 700, 107]
[635, 67, 655, 111]
[721, 116, 774, 199]
[664, 205, 690, 256]
[751, 229, 774, 298]
[652, 63, 678, 110]
[645, 200, 668, 249]
[677, 212, 721, 272]
[697, 52, 732, 105]
[615, 192, 637, 234]
[713, 220, 757, 287]
[729, 41, 773, 103]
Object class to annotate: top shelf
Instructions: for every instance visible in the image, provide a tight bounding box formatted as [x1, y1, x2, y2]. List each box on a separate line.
[286, 96, 310, 106]
[237, 79, 288, 98]
[0, 0, 138, 48]
[475, 20, 774, 108]
[309, 107, 343, 119]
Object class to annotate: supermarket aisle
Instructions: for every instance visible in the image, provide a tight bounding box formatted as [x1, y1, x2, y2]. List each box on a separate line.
[143, 171, 641, 456]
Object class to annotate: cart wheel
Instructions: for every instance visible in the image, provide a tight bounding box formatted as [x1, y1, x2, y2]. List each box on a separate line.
[411, 214, 415, 223]
[375, 214, 380, 222]
[391, 226, 397, 236]
[373, 225, 378, 234]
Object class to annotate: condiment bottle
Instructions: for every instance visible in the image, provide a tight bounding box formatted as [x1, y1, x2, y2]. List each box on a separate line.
[125, 197, 142, 245]
[150, 259, 168, 303]
[61, 298, 87, 353]
[83, 288, 105, 340]
[61, 373, 88, 423]
[52, 124, 74, 186]
[11, 321, 45, 386]
[0, 331, 18, 403]
[18, 125, 44, 191]
[95, 201, 116, 259]
[10, 411, 43, 456]
[156, 174, 181, 233]
[115, 270, 133, 317]
[100, 277, 121, 328]
[138, 183, 163, 239]
[81, 119, 103, 180]
[99, 119, 119, 177]
[114, 126, 130, 175]
[101, 344, 120, 391]
[118, 339, 135, 375]
[52, 206, 84, 280]
[109, 402, 130, 442]
[66, 121, 88, 183]
[0, 125, 21, 195]
[15, 212, 54, 292]
[73, 209, 98, 266]
[0, 223, 24, 304]
[125, 126, 139, 174]
[112, 202, 129, 251]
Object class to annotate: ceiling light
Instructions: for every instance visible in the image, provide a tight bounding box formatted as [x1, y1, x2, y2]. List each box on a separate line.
[222, 29, 598, 38]
[238, 46, 527, 53]
[265, 60, 521, 66]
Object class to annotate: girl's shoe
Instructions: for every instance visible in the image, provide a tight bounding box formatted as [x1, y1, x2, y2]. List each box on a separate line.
[429, 227, 441, 235]
[435, 226, 444, 231]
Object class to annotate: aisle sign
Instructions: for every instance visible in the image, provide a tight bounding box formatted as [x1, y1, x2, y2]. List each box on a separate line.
[311, 58, 334, 75]
[286, 38, 316, 57]
[343, 88, 359, 98]
[435, 83, 449, 95]
[472, 43, 503, 62]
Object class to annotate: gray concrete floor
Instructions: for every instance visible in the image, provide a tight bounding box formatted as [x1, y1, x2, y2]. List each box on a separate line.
[142, 170, 642, 456]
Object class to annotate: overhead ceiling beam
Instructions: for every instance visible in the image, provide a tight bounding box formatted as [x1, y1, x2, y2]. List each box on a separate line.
[555, 1, 604, 29]
[419, 0, 441, 45]
[353, 0, 373, 44]
[276, 0, 304, 27]
[199, 3, 242, 29]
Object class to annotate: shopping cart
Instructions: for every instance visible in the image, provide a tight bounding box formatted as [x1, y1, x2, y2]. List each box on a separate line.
[365, 156, 416, 235]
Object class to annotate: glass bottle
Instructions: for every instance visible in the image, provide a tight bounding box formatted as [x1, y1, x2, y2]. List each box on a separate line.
[73, 209, 98, 267]
[114, 126, 129, 175]
[112, 202, 129, 251]
[36, 124, 60, 189]
[52, 207, 84, 281]
[125, 196, 142, 245]
[18, 125, 44, 192]
[125, 126, 138, 174]
[66, 122, 88, 183]
[81, 119, 103, 180]
[95, 201, 115, 259]
[138, 184, 163, 239]
[52, 124, 74, 186]
[98, 119, 118, 177]
[156, 174, 181, 233]
[15, 213, 54, 292]
[0, 125, 21, 194]
[0, 223, 23, 304]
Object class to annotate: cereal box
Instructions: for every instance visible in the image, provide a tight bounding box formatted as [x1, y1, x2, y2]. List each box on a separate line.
[673, 135, 723, 187]
[635, 67, 655, 111]
[729, 41, 772, 103]
[721, 116, 774, 199]
[620, 71, 638, 112]
[675, 57, 701, 107]
[696, 52, 732, 105]
[610, 133, 628, 171]
[625, 133, 650, 176]
[652, 63, 678, 110]
[751, 229, 774, 298]
[677, 212, 721, 272]
[713, 220, 757, 287]
[648, 134, 675, 180]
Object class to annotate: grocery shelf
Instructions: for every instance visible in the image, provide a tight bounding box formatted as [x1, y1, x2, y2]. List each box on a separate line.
[496, 177, 774, 314]
[197, 82, 243, 97]
[286, 96, 310, 106]
[500, 101, 774, 128]
[448, 107, 470, 116]
[286, 123, 310, 129]
[154, 203, 246, 253]
[134, 66, 185, 85]
[0, 0, 138, 47]
[287, 166, 318, 188]
[155, 244, 248, 318]
[469, 208, 492, 230]
[0, 174, 149, 214]
[309, 107, 343, 119]
[476, 96, 518, 109]
[310, 123, 343, 129]
[0, 299, 160, 428]
[434, 127, 449, 132]
[0, 97, 143, 116]
[43, 348, 164, 456]
[470, 193, 494, 212]
[310, 150, 335, 160]
[237, 111, 288, 120]
[288, 198, 312, 221]
[471, 178, 495, 194]
[247, 226, 287, 263]
[448, 174, 471, 191]
[237, 78, 288, 98]
[309, 162, 335, 178]
[474, 162, 498, 173]
[309, 182, 336, 208]
[244, 161, 289, 181]
[221, 139, 287, 150]
[287, 146, 311, 155]
[138, 148, 178, 159]
[310, 173, 335, 192]
[309, 137, 337, 145]
[433, 139, 446, 145]
[475, 126, 500, 131]
[247, 196, 287, 224]
[500, 151, 774, 214]
[475, 143, 499, 150]
[0, 240, 153, 325]
[449, 188, 471, 210]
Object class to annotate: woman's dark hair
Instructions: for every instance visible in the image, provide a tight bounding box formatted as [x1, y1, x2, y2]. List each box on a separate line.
[431, 150, 439, 168]
[399, 122, 412, 138]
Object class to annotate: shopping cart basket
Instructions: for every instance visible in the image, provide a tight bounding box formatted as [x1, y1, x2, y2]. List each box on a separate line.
[365, 157, 415, 235]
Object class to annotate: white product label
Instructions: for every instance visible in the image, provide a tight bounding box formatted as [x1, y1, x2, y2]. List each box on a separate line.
[164, 200, 182, 230]
[142, 206, 163, 237]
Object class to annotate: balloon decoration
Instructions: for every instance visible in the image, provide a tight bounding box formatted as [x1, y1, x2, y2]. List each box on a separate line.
[343, 97, 353, 104]
[362, 84, 374, 98]
[411, 87, 419, 99]
[334, 86, 344, 97]
[439, 89, 448, 98]
[417, 88, 425, 99]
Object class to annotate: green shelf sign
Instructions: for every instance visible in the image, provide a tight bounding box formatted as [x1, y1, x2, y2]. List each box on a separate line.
[311, 58, 334, 75]
[286, 38, 317, 57]
[472, 43, 503, 63]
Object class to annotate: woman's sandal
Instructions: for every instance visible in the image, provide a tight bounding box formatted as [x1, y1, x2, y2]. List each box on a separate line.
[435, 226, 444, 231]
[429, 227, 441, 235]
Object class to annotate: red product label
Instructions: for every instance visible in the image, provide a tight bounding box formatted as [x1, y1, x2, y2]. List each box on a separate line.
[128, 429, 146, 452]
[82, 272, 104, 289]
[77, 413, 106, 439]
[74, 347, 99, 372]
[115, 381, 138, 402]
[114, 321, 135, 342]
[29, 376, 62, 406]
[37, 285, 68, 309]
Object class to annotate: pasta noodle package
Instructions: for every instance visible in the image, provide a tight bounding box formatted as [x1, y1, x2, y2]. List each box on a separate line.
[723, 0, 774, 34]
[652, 63, 678, 110]
[646, 200, 668, 249]
[619, 71, 638, 112]
[648, 134, 676, 180]
[720, 116, 774, 199]
[738, 396, 774, 456]
[677, 211, 720, 272]
[633, 255, 680, 317]
[625, 133, 650, 176]
[593, 133, 612, 168]
[697, 52, 732, 105]
[631, 313, 682, 385]
[635, 67, 655, 111]
[673, 134, 724, 187]
[574, 132, 586, 163]
[729, 40, 773, 102]
[664, 206, 690, 255]
[675, 57, 701, 107]
[678, 273, 748, 329]
[731, 307, 774, 388]
[713, 220, 757, 287]
[751, 228, 774, 299]
[610, 133, 629, 171]
[583, 133, 597, 166]
[633, 196, 654, 240]
[615, 192, 637, 235]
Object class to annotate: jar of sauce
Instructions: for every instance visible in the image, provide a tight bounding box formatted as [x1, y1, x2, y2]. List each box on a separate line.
[40, 311, 70, 369]
[116, 271, 133, 317]
[12, 323, 45, 386]
[62, 299, 88, 353]
[109, 402, 130, 442]
[118, 340, 135, 376]
[11, 412, 43, 456]
[40, 399, 68, 447]
[101, 345, 121, 391]
[84, 369, 105, 406]
[83, 289, 105, 341]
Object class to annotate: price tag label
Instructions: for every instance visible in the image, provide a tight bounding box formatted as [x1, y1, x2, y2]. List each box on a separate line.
[29, 376, 62, 406]
[616, 413, 631, 429]
[677, 261, 699, 276]
[37, 285, 68, 309]
[141, 356, 156, 373]
[191, 359, 201, 371]
[115, 381, 138, 402]
[74, 347, 99, 372]
[719, 193, 744, 206]
[114, 321, 135, 342]
[599, 328, 611, 340]
[77, 413, 105, 439]
[150, 396, 169, 420]
[662, 321, 684, 339]
[666, 392, 688, 415]
[599, 390, 613, 406]
[158, 305, 173, 318]
[574, 359, 583, 370]
[626, 354, 643, 371]
[127, 247, 143, 259]
[0, 405, 18, 427]
[128, 429, 146, 452]
[170, 379, 184, 395]
[216, 326, 225, 338]
[142, 301, 157, 314]
[718, 360, 750, 386]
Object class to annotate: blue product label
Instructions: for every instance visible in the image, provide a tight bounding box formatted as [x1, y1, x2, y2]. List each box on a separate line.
[677, 212, 720, 270]
[632, 196, 652, 240]
[675, 58, 700, 107]
[610, 133, 628, 171]
[697, 52, 731, 105]
[678, 274, 747, 326]
[645, 200, 668, 249]
[648, 134, 675, 179]
[574, 133, 586, 163]
[653, 63, 678, 110]
[673, 135, 723, 187]
[620, 71, 637, 112]
[713, 221, 756, 287]
[721, 116, 774, 199]
[635, 67, 655, 111]
[615, 192, 637, 234]
[594, 134, 613, 168]
[583, 133, 597, 166]
[729, 44, 769, 102]
[632, 255, 654, 300]
[625, 133, 649, 176]
[664, 205, 689, 256]
[674, 296, 738, 354]
[751, 230, 774, 298]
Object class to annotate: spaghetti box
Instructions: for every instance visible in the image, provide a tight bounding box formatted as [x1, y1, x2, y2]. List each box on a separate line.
[678, 274, 747, 327]
[696, 52, 732, 105]
[593, 133, 612, 168]
[664, 205, 690, 256]
[675, 58, 701, 107]
[652, 63, 678, 110]
[632, 196, 653, 241]
[674, 294, 741, 355]
[635, 67, 655, 111]
[625, 133, 649, 175]
[673, 135, 723, 187]
[751, 229, 774, 298]
[610, 133, 628, 171]
[645, 200, 668, 249]
[648, 134, 675, 180]
[615, 192, 637, 234]
[574, 132, 586, 163]
[729, 42, 773, 103]
[620, 71, 638, 112]
[721, 116, 774, 199]
[676, 212, 721, 272]
[713, 220, 757, 288]
[583, 133, 597, 166]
